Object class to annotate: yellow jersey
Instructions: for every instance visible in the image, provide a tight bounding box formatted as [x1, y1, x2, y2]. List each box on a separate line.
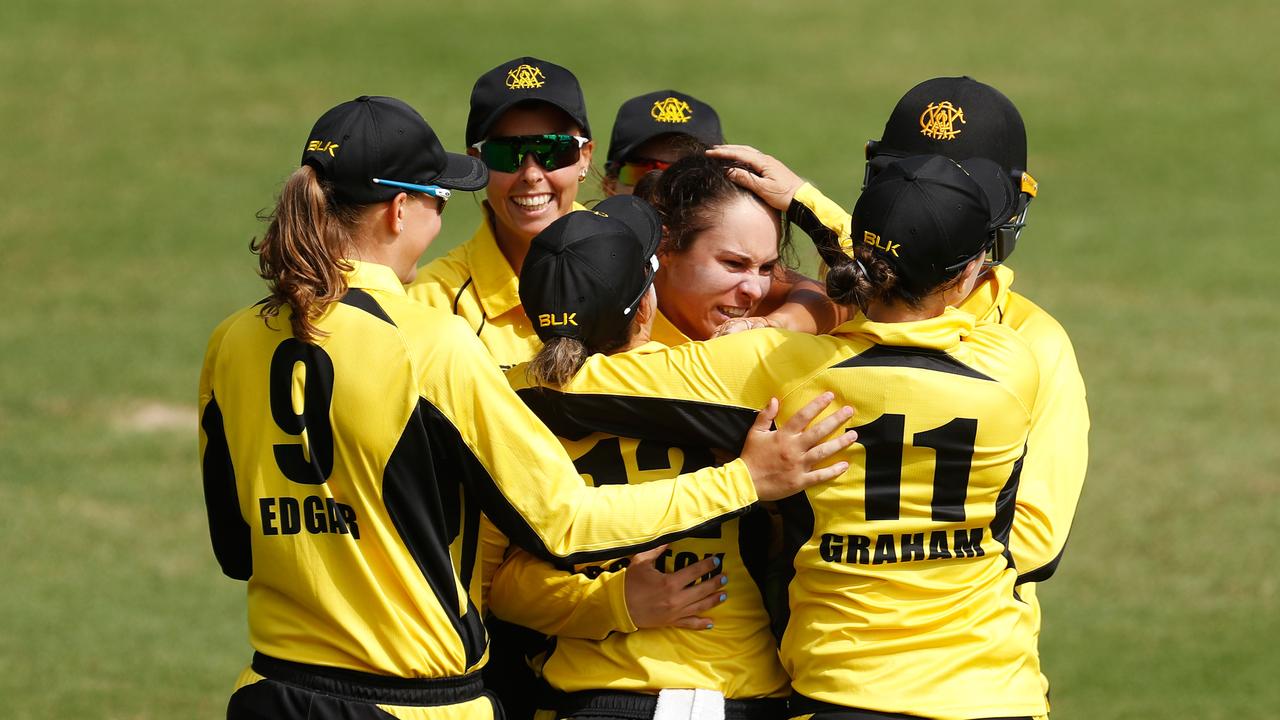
[507, 310, 1048, 720]
[407, 202, 585, 370]
[491, 343, 789, 699]
[198, 260, 760, 681]
[792, 183, 1090, 705]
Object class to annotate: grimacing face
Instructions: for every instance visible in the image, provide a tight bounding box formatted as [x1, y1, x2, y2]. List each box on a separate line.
[653, 195, 781, 340]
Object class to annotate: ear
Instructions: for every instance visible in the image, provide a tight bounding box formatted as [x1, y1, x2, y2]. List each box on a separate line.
[387, 191, 411, 236]
[579, 139, 595, 168]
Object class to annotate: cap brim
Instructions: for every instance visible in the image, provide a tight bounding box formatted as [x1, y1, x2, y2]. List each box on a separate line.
[957, 157, 1018, 230]
[476, 98, 590, 145]
[434, 152, 489, 192]
[595, 195, 661, 258]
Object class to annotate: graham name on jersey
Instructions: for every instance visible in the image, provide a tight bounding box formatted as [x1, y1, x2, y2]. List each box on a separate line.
[819, 527, 987, 565]
[259, 496, 360, 539]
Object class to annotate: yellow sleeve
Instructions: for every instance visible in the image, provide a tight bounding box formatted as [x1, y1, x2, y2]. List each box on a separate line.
[792, 182, 853, 242]
[475, 514, 509, 612]
[412, 314, 761, 564]
[1006, 301, 1090, 582]
[511, 331, 802, 452]
[489, 547, 635, 639]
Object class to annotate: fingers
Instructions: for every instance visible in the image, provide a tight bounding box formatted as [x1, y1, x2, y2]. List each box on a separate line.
[804, 457, 851, 484]
[724, 166, 767, 194]
[671, 615, 716, 631]
[629, 544, 669, 567]
[800, 404, 855, 445]
[781, 392, 835, 434]
[706, 144, 765, 168]
[668, 554, 720, 587]
[751, 398, 780, 434]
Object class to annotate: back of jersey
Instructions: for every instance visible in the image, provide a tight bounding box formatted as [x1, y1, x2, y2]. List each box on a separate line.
[778, 319, 1045, 719]
[199, 265, 488, 679]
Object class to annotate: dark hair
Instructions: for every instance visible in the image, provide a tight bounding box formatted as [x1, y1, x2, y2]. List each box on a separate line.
[813, 230, 965, 313]
[527, 317, 637, 387]
[251, 165, 366, 343]
[640, 152, 794, 269]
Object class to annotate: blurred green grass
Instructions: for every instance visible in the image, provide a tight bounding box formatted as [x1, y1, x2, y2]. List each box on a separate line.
[1, 1, 1276, 717]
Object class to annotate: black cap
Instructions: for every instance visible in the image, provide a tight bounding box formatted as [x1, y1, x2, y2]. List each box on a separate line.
[852, 154, 1016, 290]
[520, 195, 662, 348]
[605, 90, 725, 165]
[302, 96, 488, 206]
[466, 57, 591, 147]
[875, 77, 1027, 175]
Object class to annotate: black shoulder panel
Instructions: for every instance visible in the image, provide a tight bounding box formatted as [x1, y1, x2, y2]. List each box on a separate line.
[340, 288, 396, 327]
[832, 344, 995, 382]
[201, 394, 253, 581]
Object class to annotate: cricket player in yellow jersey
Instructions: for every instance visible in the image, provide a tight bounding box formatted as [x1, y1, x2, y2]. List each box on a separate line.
[711, 76, 1088, 708]
[406, 57, 595, 369]
[199, 96, 858, 720]
[508, 155, 1049, 720]
[485, 195, 789, 720]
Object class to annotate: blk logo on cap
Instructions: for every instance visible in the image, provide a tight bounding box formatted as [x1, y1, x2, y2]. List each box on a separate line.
[650, 97, 693, 123]
[863, 230, 900, 257]
[538, 312, 577, 327]
[306, 140, 340, 157]
[919, 101, 966, 141]
[506, 64, 546, 89]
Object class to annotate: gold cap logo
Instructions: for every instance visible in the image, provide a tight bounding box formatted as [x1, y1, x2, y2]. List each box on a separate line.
[919, 101, 965, 141]
[651, 97, 693, 124]
[307, 140, 339, 157]
[863, 230, 900, 257]
[506, 64, 546, 90]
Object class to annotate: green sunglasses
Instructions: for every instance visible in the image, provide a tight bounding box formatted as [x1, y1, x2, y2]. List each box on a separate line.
[472, 134, 589, 173]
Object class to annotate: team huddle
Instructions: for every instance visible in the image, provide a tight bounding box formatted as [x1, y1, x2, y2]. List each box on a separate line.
[198, 56, 1088, 720]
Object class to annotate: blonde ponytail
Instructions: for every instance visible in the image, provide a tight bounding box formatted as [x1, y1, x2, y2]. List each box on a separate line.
[251, 165, 364, 343]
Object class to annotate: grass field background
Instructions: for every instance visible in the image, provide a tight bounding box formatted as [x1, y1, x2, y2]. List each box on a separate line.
[1, 1, 1277, 717]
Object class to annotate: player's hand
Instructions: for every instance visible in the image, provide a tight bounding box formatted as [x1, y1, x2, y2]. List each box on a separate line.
[741, 393, 856, 501]
[712, 316, 775, 337]
[624, 545, 727, 630]
[706, 144, 806, 211]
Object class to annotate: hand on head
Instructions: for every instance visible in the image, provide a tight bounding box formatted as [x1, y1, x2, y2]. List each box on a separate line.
[705, 145, 805, 212]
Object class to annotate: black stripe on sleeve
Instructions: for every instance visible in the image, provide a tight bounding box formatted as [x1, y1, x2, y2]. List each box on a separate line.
[770, 491, 816, 641]
[992, 444, 1027, 574]
[383, 398, 487, 670]
[786, 197, 843, 257]
[340, 288, 396, 326]
[200, 394, 252, 581]
[514, 387, 759, 452]
[832, 344, 996, 382]
[1017, 543, 1067, 585]
[413, 395, 747, 565]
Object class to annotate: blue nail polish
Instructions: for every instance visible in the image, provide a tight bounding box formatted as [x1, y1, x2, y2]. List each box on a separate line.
[719, 593, 728, 602]
[705, 623, 714, 630]
[719, 575, 728, 586]
[713, 556, 721, 568]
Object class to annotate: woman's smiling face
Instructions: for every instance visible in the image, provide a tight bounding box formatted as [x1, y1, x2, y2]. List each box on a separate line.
[480, 103, 593, 248]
